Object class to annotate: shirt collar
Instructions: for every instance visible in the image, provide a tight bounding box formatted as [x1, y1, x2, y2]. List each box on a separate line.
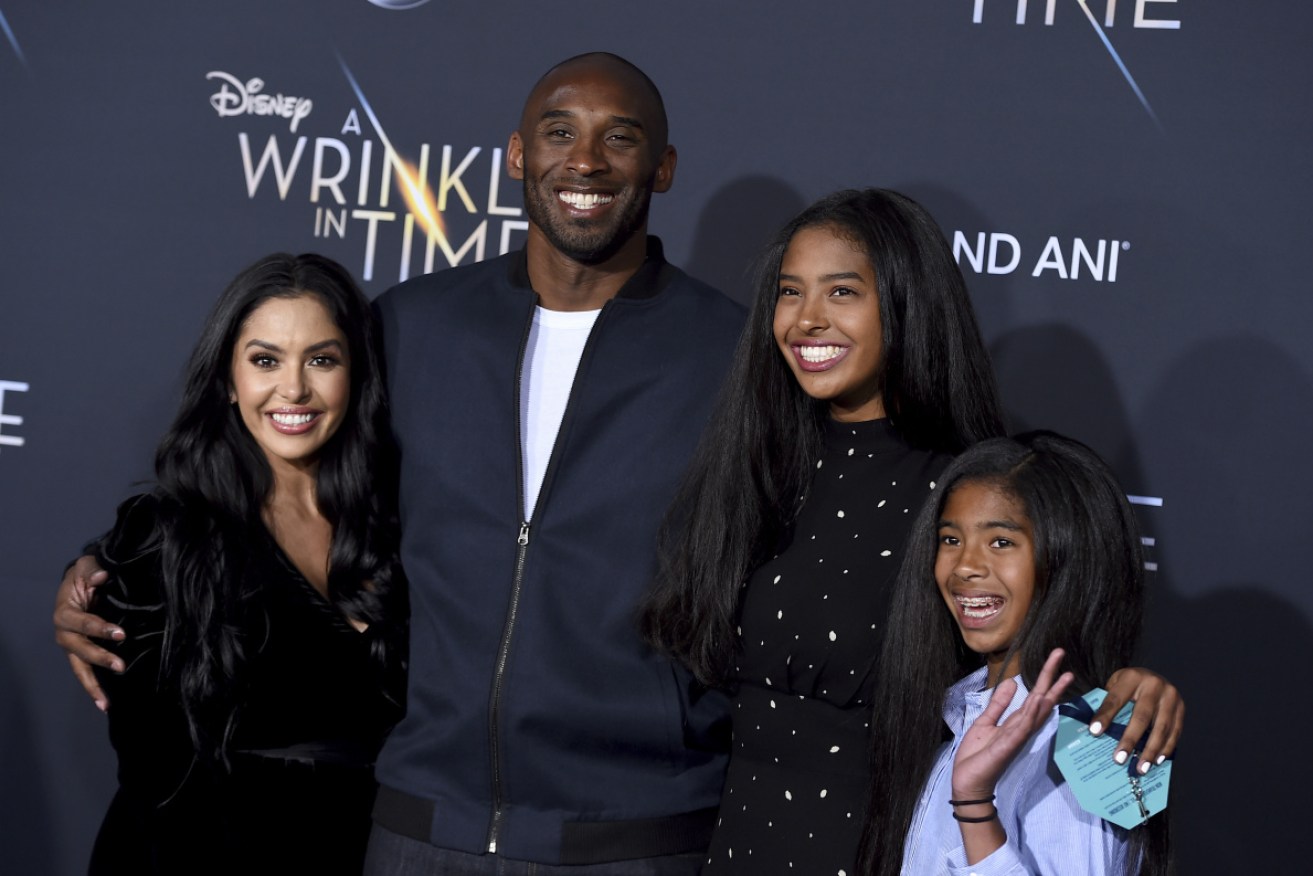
[943, 666, 1033, 734]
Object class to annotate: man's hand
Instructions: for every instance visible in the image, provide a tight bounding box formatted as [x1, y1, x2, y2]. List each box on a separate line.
[1092, 667, 1184, 775]
[53, 555, 123, 711]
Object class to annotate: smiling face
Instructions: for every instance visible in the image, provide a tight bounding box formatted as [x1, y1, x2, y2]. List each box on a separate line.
[935, 479, 1037, 684]
[772, 225, 886, 422]
[229, 294, 351, 474]
[507, 55, 675, 266]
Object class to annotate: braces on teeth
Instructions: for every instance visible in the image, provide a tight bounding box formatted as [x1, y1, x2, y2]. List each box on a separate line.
[957, 595, 1003, 618]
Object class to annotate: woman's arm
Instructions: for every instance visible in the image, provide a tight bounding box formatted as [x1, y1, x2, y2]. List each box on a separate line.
[1093, 668, 1184, 774]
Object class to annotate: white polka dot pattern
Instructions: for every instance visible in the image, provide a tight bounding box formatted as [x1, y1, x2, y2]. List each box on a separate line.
[703, 419, 950, 874]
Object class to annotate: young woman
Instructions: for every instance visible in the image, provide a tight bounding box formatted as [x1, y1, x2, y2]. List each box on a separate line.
[642, 189, 1180, 874]
[864, 432, 1171, 875]
[86, 254, 405, 874]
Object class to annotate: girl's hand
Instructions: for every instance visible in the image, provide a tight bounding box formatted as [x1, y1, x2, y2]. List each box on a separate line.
[951, 648, 1074, 800]
[1093, 668, 1184, 775]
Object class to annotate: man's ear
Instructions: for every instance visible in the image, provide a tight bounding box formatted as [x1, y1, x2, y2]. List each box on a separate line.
[507, 131, 524, 180]
[652, 144, 677, 193]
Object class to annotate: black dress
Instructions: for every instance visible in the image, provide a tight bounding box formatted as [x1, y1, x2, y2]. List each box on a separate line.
[705, 419, 949, 875]
[88, 495, 403, 876]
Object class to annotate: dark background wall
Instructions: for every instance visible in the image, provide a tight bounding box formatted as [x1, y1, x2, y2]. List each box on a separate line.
[2, 2, 1306, 872]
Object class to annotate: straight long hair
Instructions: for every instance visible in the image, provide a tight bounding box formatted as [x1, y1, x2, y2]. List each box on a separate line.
[641, 188, 1004, 687]
[861, 431, 1171, 875]
[104, 253, 402, 760]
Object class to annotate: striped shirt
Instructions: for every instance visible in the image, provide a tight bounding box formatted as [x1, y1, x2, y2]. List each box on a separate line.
[901, 667, 1130, 875]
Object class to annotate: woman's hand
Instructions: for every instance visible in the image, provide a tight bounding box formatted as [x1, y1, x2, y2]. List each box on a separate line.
[53, 555, 123, 711]
[952, 648, 1074, 800]
[1093, 667, 1184, 775]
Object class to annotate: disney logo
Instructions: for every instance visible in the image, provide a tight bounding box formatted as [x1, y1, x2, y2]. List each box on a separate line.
[206, 71, 313, 133]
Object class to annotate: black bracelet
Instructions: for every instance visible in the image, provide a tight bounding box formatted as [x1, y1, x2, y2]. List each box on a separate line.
[952, 808, 1000, 823]
[948, 795, 996, 807]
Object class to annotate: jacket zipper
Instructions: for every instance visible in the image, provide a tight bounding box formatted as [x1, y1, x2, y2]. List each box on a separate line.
[486, 518, 530, 853]
[485, 298, 611, 854]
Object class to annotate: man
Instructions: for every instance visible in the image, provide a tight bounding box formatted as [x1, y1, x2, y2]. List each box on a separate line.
[57, 53, 745, 872]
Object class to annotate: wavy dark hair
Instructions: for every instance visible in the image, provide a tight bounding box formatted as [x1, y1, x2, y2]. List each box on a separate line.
[112, 253, 401, 760]
[641, 188, 1005, 687]
[862, 431, 1171, 875]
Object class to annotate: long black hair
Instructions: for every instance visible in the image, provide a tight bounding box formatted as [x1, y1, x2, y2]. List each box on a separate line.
[641, 188, 1005, 687]
[862, 431, 1170, 875]
[115, 253, 401, 760]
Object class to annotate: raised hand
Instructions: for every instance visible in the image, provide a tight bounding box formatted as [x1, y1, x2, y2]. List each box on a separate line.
[952, 648, 1074, 802]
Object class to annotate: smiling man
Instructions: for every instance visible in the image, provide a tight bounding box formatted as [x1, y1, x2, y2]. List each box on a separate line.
[511, 55, 675, 286]
[54, 52, 745, 874]
[53, 53, 1187, 875]
[362, 53, 744, 873]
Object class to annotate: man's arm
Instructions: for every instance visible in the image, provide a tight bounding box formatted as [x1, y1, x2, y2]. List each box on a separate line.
[53, 555, 124, 711]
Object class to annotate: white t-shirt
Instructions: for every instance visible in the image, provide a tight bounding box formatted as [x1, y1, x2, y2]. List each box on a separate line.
[518, 306, 601, 520]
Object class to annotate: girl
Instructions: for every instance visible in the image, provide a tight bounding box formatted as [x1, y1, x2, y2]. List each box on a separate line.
[87, 254, 405, 874]
[643, 189, 1180, 874]
[864, 432, 1172, 875]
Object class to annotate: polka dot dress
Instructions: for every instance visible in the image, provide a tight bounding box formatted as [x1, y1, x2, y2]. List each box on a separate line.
[704, 418, 948, 874]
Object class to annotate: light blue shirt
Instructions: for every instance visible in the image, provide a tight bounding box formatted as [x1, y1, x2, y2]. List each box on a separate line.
[900, 667, 1130, 875]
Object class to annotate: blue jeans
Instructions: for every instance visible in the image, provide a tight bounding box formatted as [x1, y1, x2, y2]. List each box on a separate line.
[364, 823, 706, 875]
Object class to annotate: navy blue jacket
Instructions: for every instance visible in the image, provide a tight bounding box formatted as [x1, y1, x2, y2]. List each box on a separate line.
[373, 239, 745, 864]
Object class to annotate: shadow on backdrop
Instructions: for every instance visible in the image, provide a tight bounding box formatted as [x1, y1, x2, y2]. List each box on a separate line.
[991, 325, 1311, 872]
[685, 176, 806, 307]
[990, 323, 1135, 449]
[893, 182, 1019, 344]
[1133, 334, 1311, 873]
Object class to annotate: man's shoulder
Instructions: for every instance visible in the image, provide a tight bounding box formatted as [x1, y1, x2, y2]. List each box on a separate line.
[662, 263, 735, 302]
[374, 252, 518, 314]
[652, 262, 747, 330]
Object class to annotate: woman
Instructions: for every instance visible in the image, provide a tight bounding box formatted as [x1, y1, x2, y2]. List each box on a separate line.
[642, 189, 1179, 874]
[865, 432, 1171, 874]
[87, 253, 405, 874]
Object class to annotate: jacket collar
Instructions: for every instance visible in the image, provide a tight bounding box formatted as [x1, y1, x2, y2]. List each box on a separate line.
[506, 236, 674, 302]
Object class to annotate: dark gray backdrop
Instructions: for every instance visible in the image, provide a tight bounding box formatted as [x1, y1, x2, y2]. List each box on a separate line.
[2, 2, 1307, 872]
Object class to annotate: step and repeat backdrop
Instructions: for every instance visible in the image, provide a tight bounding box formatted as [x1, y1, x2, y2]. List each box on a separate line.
[2, 2, 1308, 872]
